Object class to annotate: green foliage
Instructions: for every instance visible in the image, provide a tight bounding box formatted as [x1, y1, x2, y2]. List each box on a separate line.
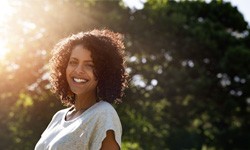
[0, 0, 249, 149]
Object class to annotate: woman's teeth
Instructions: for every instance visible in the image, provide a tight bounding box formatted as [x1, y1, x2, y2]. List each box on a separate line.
[73, 78, 87, 83]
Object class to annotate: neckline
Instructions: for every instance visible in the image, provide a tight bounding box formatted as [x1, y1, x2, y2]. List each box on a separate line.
[63, 100, 102, 123]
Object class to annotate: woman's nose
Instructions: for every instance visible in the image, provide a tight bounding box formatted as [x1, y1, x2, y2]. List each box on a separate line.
[75, 65, 85, 74]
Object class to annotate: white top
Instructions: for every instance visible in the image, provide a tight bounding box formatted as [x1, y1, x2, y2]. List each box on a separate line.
[35, 101, 122, 150]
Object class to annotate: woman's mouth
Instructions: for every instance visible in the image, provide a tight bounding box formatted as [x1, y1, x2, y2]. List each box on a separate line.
[73, 78, 88, 83]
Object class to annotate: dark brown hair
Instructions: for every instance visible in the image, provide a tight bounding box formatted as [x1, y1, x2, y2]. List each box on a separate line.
[49, 29, 128, 106]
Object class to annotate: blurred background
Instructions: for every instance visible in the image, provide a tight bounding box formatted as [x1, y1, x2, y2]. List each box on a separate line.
[0, 0, 250, 149]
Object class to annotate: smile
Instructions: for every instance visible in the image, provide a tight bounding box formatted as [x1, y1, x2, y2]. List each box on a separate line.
[73, 78, 88, 83]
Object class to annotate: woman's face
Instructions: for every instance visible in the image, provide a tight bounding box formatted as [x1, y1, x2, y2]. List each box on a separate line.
[66, 45, 98, 97]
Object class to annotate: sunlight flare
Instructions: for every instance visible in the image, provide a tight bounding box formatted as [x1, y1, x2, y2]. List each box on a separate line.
[0, 40, 9, 59]
[0, 1, 14, 59]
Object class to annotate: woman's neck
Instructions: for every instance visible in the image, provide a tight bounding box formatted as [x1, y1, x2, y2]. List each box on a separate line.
[74, 93, 98, 111]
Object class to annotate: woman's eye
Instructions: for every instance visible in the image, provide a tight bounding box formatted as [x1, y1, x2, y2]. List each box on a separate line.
[84, 63, 94, 69]
[88, 64, 94, 67]
[69, 60, 77, 65]
[86, 64, 94, 69]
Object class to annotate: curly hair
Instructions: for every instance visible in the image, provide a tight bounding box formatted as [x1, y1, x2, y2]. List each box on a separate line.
[49, 29, 128, 106]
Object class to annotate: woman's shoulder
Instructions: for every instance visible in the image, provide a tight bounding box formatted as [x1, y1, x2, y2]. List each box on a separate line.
[90, 101, 121, 126]
[52, 107, 71, 120]
[95, 100, 117, 113]
[56, 107, 70, 114]
[88, 100, 119, 118]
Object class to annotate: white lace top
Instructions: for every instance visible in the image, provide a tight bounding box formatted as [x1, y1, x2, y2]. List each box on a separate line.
[35, 101, 122, 150]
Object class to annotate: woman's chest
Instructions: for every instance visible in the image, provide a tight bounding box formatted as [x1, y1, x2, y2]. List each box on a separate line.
[41, 121, 93, 150]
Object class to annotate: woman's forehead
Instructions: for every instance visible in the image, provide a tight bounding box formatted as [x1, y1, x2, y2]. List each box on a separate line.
[70, 45, 93, 60]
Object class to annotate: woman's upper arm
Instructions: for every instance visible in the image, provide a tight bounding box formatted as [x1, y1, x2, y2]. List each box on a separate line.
[100, 130, 120, 150]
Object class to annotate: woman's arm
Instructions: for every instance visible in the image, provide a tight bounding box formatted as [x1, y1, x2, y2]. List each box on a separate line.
[100, 130, 120, 150]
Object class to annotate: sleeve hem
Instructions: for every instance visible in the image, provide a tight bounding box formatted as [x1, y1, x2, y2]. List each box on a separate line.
[96, 129, 121, 150]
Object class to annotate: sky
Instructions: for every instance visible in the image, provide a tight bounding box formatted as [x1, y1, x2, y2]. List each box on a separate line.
[218, 0, 250, 25]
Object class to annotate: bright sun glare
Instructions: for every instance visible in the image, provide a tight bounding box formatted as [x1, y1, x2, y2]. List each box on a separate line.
[0, 1, 14, 59]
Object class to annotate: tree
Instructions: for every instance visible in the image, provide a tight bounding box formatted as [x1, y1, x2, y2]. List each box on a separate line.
[120, 0, 250, 149]
[0, 0, 249, 149]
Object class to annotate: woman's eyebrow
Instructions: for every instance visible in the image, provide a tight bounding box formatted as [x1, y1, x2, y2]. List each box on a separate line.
[69, 57, 78, 60]
[69, 57, 93, 63]
[84, 60, 93, 63]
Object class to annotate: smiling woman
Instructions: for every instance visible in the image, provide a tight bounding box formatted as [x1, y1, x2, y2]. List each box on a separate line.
[35, 29, 129, 150]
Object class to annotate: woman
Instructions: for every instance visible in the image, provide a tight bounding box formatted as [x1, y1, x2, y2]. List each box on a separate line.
[35, 29, 128, 150]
